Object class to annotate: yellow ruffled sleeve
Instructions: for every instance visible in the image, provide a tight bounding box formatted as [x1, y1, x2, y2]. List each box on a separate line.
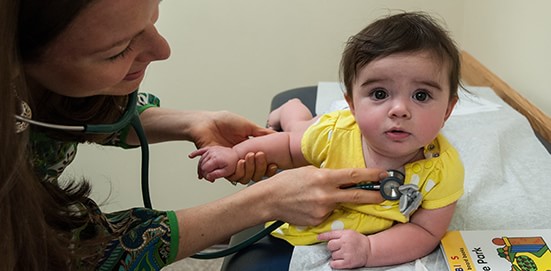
[300, 111, 341, 168]
[416, 134, 464, 210]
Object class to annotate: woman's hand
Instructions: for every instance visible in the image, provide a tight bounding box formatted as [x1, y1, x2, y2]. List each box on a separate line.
[174, 166, 385, 259]
[139, 108, 273, 147]
[255, 166, 386, 226]
[189, 110, 274, 148]
[139, 108, 278, 182]
[188, 111, 278, 183]
[226, 152, 279, 184]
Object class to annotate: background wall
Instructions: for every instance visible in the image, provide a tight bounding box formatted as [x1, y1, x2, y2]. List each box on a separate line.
[462, 0, 551, 117]
[65, 0, 550, 212]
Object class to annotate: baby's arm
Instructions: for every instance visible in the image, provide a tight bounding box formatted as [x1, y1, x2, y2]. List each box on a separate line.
[189, 130, 308, 181]
[318, 202, 456, 269]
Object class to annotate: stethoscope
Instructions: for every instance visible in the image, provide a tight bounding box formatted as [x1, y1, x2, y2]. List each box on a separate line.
[346, 169, 405, 201]
[15, 91, 153, 209]
[15, 90, 406, 259]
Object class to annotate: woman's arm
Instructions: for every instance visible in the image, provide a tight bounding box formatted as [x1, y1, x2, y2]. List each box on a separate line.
[128, 107, 273, 147]
[174, 166, 386, 259]
[128, 107, 277, 182]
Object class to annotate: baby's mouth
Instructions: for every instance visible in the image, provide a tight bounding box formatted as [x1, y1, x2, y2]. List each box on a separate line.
[385, 129, 411, 140]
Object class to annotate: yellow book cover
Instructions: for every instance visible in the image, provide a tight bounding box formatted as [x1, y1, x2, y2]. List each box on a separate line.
[440, 229, 551, 271]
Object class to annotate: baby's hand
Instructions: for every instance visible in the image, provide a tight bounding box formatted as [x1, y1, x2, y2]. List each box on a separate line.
[318, 230, 370, 269]
[188, 146, 240, 182]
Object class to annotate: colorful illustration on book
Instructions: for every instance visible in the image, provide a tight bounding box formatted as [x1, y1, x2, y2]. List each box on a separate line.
[492, 235, 551, 271]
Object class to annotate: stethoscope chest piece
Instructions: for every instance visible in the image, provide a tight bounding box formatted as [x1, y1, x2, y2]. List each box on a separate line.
[349, 169, 405, 200]
[380, 170, 405, 200]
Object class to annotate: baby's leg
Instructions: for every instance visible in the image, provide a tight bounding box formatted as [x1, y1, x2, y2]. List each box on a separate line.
[268, 98, 316, 132]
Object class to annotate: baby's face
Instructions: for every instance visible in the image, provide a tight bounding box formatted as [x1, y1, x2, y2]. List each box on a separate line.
[346, 50, 456, 160]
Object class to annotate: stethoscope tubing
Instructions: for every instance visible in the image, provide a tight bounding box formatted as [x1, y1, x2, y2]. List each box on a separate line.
[14, 91, 152, 209]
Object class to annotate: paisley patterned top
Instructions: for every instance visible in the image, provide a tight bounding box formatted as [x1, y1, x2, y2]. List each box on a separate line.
[30, 93, 179, 270]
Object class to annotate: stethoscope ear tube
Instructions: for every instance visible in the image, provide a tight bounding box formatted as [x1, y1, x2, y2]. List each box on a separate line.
[85, 92, 139, 134]
[132, 115, 152, 209]
[14, 92, 140, 135]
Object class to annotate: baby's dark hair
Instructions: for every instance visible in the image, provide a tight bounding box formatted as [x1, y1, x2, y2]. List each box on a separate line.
[340, 11, 461, 100]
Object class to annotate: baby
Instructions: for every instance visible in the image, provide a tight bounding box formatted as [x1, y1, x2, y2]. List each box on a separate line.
[189, 12, 464, 268]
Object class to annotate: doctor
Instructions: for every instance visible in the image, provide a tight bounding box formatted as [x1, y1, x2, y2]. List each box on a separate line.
[0, 0, 385, 270]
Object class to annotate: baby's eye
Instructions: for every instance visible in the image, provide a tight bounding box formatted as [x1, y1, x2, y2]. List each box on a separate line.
[413, 90, 431, 102]
[370, 89, 388, 100]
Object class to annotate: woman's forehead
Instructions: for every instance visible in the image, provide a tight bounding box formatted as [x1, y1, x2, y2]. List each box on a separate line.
[45, 0, 153, 56]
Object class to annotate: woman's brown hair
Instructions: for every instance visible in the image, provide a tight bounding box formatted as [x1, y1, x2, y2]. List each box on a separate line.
[1, 0, 114, 269]
[19, 0, 128, 144]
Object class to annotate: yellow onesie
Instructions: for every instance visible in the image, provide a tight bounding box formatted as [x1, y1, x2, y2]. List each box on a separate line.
[269, 109, 464, 245]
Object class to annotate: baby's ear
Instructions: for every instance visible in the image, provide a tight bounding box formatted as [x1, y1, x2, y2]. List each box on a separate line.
[344, 94, 355, 114]
[444, 96, 459, 121]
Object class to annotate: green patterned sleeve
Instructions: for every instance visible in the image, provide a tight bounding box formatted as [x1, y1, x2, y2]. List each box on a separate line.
[89, 207, 180, 270]
[105, 92, 161, 149]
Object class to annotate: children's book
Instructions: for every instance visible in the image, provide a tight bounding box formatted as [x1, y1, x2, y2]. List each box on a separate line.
[440, 229, 551, 271]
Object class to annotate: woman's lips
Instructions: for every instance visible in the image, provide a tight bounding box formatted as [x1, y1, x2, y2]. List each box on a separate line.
[124, 69, 145, 81]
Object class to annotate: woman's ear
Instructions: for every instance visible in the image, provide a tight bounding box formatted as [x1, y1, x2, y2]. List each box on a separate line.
[444, 96, 459, 121]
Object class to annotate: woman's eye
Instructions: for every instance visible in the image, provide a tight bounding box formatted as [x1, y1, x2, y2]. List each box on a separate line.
[370, 89, 388, 100]
[413, 91, 430, 102]
[108, 45, 133, 61]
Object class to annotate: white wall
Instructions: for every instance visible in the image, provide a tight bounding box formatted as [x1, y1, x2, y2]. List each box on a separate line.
[461, 0, 551, 116]
[65, 0, 548, 213]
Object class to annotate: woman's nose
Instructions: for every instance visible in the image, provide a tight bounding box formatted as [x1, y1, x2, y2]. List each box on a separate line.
[138, 25, 171, 62]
